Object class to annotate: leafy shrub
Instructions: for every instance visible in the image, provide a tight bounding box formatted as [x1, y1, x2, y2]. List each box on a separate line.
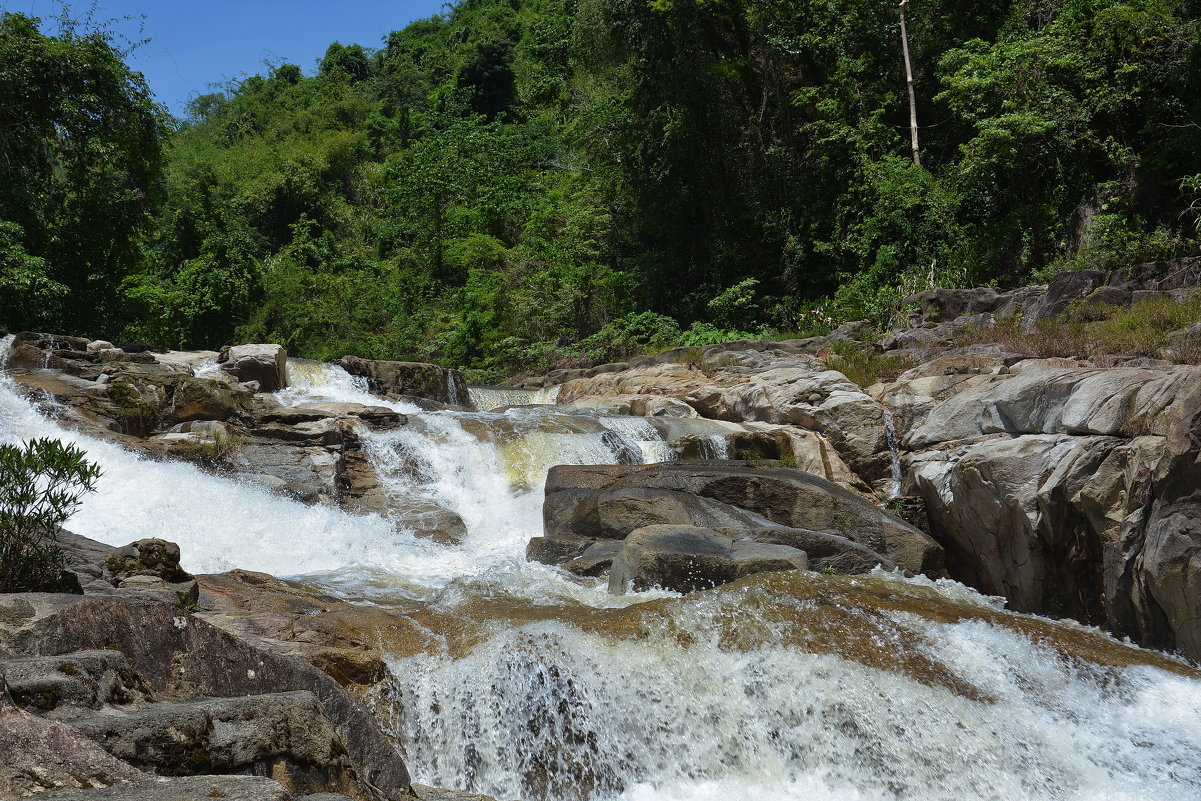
[0, 439, 102, 592]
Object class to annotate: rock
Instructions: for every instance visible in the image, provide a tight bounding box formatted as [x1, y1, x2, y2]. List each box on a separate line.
[0, 593, 412, 799]
[411, 786, 506, 801]
[69, 691, 361, 798]
[35, 775, 292, 800]
[219, 344, 288, 392]
[910, 434, 1166, 623]
[105, 539, 193, 584]
[538, 462, 941, 574]
[338, 356, 468, 406]
[607, 525, 808, 593]
[899, 287, 1001, 325]
[1019, 269, 1107, 332]
[196, 570, 393, 690]
[904, 363, 1201, 448]
[0, 649, 154, 718]
[0, 672, 145, 798]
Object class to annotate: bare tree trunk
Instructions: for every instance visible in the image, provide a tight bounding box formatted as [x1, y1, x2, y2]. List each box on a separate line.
[899, 0, 921, 167]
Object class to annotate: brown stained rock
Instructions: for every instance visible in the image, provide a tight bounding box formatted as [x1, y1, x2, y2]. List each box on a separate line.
[196, 571, 397, 691]
[0, 593, 411, 800]
[0, 672, 146, 798]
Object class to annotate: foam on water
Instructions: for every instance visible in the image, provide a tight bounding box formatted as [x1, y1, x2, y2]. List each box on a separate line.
[388, 594, 1201, 801]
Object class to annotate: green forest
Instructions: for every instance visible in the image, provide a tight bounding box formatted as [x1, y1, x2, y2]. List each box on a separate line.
[3, 0, 1200, 381]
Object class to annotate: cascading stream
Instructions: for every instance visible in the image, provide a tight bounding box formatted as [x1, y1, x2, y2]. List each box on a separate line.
[2, 336, 1200, 801]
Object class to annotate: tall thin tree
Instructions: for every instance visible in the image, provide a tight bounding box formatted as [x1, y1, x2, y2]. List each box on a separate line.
[899, 0, 920, 166]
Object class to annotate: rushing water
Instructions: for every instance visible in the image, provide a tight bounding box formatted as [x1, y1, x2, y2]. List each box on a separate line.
[2, 337, 1200, 801]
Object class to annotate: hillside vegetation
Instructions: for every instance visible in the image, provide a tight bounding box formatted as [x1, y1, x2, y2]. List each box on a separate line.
[3, 0, 1201, 381]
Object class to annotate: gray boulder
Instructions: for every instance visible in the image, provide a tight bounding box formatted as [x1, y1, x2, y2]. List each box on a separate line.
[70, 691, 360, 798]
[219, 344, 288, 392]
[538, 462, 941, 574]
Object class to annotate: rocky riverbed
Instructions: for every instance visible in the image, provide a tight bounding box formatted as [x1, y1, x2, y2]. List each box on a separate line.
[2, 260, 1201, 800]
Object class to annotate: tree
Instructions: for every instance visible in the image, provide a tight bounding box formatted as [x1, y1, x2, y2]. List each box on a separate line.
[0, 11, 164, 335]
[0, 439, 102, 593]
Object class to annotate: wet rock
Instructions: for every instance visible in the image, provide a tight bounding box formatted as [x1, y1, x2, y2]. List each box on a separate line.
[196, 570, 393, 690]
[338, 356, 468, 406]
[0, 593, 412, 799]
[219, 344, 288, 392]
[608, 525, 809, 593]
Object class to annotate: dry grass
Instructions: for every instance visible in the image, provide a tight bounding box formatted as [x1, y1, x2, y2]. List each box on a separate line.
[955, 295, 1201, 363]
[820, 341, 915, 388]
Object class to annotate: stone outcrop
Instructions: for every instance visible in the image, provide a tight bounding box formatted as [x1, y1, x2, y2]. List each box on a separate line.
[218, 343, 288, 392]
[532, 462, 940, 587]
[0, 584, 412, 800]
[2, 334, 411, 511]
[338, 356, 469, 407]
[607, 525, 810, 593]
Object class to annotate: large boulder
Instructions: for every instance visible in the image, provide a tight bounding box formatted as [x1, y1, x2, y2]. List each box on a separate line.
[536, 462, 941, 575]
[218, 344, 288, 392]
[910, 434, 1166, 623]
[338, 356, 468, 406]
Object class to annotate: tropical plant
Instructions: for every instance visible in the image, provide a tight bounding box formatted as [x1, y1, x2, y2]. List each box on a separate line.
[0, 439, 102, 593]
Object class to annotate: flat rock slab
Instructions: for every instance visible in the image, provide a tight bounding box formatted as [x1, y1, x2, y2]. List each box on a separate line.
[34, 775, 291, 800]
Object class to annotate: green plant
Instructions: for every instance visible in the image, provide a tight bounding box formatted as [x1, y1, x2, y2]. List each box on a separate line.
[820, 341, 915, 388]
[0, 438, 102, 592]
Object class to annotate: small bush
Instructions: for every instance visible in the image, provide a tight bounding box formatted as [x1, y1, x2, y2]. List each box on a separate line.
[0, 439, 102, 592]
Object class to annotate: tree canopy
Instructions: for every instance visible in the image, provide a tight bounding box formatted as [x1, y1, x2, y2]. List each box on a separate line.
[4, 1, 1200, 381]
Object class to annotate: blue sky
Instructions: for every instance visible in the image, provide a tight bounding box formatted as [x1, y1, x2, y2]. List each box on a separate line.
[1, 0, 448, 116]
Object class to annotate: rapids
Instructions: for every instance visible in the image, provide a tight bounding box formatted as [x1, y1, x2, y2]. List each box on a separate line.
[1, 336, 1199, 801]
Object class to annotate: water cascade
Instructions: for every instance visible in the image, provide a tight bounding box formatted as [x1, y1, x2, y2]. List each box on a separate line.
[2, 336, 1199, 801]
[881, 406, 903, 500]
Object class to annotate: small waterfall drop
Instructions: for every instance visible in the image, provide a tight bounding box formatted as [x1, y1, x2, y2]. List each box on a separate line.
[881, 406, 903, 499]
[468, 385, 562, 411]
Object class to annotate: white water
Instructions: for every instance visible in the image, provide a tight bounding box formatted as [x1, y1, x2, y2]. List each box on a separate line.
[881, 406, 903, 500]
[3, 337, 1201, 801]
[468, 385, 563, 412]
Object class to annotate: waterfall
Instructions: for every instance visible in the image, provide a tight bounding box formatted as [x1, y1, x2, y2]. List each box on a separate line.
[468, 385, 562, 412]
[3, 337, 1200, 801]
[881, 406, 903, 499]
